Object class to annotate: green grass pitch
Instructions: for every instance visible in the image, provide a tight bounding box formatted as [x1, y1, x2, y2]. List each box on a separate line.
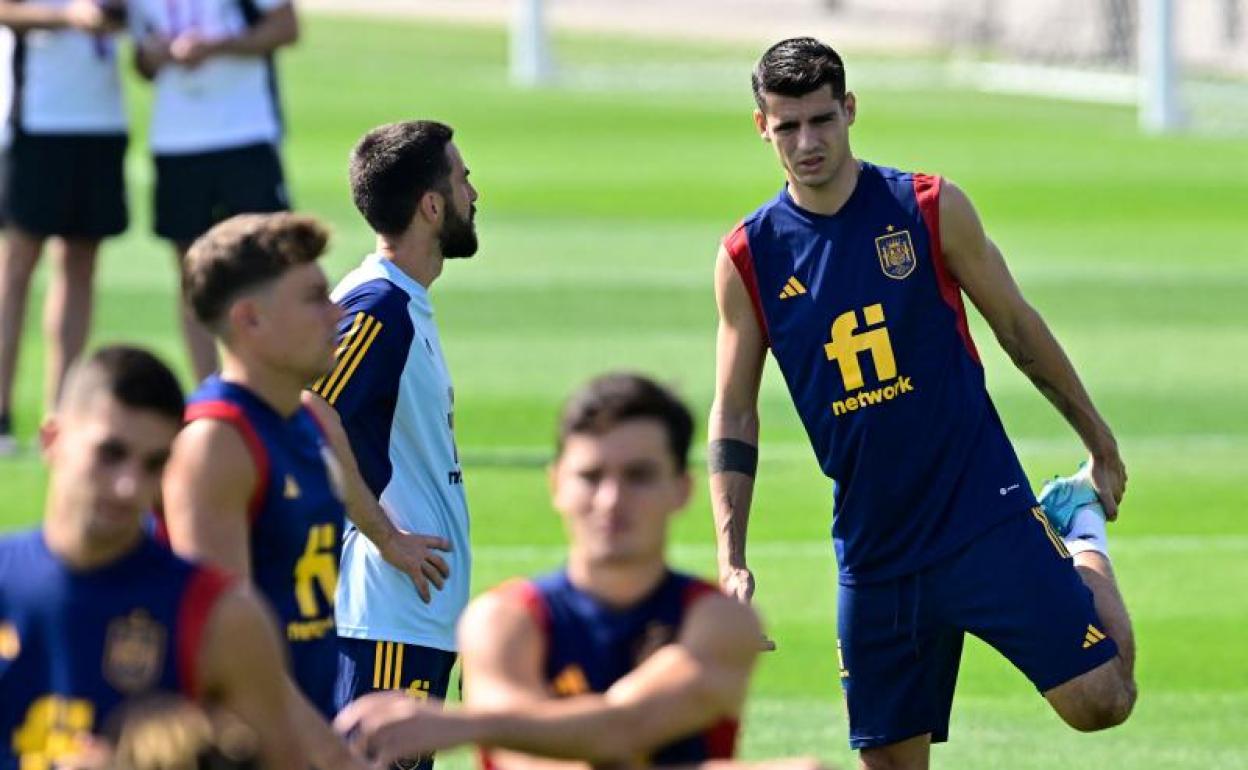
[2, 16, 1246, 769]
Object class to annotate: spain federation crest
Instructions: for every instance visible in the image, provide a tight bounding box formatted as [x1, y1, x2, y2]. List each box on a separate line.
[875, 226, 917, 280]
[103, 610, 166, 694]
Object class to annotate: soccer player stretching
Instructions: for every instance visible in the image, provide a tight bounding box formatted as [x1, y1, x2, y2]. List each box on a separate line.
[709, 37, 1136, 769]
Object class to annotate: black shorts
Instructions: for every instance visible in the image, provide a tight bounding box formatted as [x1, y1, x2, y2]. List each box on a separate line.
[153, 141, 289, 245]
[336, 638, 458, 770]
[6, 132, 128, 238]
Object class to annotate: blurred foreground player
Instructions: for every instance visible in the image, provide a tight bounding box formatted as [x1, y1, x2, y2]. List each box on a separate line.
[709, 37, 1136, 769]
[0, 346, 302, 770]
[338, 373, 763, 770]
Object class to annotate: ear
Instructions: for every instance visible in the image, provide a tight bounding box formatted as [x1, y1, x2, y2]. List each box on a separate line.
[418, 190, 444, 224]
[753, 108, 770, 142]
[844, 92, 857, 126]
[673, 470, 693, 512]
[226, 295, 262, 337]
[546, 459, 559, 499]
[39, 414, 59, 459]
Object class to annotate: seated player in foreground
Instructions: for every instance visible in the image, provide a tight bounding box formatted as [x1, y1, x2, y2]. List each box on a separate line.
[336, 373, 766, 769]
[0, 346, 303, 770]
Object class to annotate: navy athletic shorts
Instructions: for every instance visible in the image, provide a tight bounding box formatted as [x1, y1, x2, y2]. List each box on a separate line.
[336, 638, 457, 770]
[837, 507, 1118, 750]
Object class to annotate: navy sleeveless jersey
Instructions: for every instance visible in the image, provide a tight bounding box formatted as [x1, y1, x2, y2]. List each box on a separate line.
[0, 531, 232, 770]
[724, 162, 1037, 583]
[497, 569, 737, 766]
[186, 376, 344, 716]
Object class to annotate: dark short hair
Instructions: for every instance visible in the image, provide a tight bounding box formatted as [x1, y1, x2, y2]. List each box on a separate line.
[556, 373, 694, 472]
[59, 345, 185, 422]
[752, 37, 846, 110]
[183, 212, 330, 329]
[349, 120, 455, 237]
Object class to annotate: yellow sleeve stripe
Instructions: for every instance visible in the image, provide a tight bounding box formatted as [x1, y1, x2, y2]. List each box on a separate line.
[312, 311, 366, 394]
[312, 312, 383, 405]
[324, 317, 383, 406]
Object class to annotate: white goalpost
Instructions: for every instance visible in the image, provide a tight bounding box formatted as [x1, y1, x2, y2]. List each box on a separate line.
[1138, 0, 1183, 132]
[509, 0, 555, 87]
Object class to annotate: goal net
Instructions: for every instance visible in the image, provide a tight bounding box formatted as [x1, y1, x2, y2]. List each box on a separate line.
[943, 0, 1248, 134]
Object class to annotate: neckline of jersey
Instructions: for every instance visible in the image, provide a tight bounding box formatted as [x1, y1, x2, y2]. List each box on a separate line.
[367, 253, 433, 318]
[779, 160, 872, 224]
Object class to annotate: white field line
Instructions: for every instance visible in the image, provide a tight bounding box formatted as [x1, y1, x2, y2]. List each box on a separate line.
[474, 534, 1248, 563]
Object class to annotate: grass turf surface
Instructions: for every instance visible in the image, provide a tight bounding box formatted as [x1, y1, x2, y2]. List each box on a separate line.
[3, 16, 1247, 769]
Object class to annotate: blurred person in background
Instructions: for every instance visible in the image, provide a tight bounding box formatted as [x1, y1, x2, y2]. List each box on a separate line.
[128, 0, 299, 381]
[0, 0, 130, 454]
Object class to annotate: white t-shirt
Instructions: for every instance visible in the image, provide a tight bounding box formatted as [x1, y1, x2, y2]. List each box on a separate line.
[128, 0, 287, 155]
[10, 1, 126, 135]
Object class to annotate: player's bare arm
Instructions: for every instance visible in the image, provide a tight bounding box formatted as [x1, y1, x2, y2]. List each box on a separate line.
[198, 586, 307, 770]
[710, 245, 767, 603]
[161, 420, 256, 577]
[938, 181, 1126, 518]
[338, 590, 762, 767]
[340, 591, 580, 770]
[301, 391, 452, 603]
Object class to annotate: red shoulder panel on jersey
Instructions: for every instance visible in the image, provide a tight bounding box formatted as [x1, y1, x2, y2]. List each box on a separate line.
[185, 400, 271, 524]
[914, 174, 981, 364]
[175, 566, 235, 698]
[705, 717, 741, 759]
[681, 577, 723, 611]
[495, 579, 551, 655]
[722, 222, 771, 347]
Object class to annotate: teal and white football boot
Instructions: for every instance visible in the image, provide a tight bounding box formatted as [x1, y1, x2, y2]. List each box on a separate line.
[1037, 463, 1104, 537]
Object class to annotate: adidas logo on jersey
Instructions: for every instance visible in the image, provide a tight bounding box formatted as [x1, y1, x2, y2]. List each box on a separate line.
[778, 276, 807, 299]
[1082, 624, 1107, 649]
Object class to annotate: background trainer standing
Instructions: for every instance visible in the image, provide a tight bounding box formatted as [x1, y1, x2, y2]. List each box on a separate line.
[129, 0, 298, 381]
[0, 0, 129, 451]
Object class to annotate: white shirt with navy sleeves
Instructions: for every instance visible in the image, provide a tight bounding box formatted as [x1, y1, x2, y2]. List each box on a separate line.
[315, 253, 470, 653]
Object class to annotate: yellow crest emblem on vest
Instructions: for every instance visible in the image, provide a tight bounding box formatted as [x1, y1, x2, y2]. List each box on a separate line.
[103, 610, 167, 694]
[875, 226, 917, 279]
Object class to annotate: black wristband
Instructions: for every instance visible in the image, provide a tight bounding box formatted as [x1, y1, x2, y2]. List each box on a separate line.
[708, 438, 758, 477]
